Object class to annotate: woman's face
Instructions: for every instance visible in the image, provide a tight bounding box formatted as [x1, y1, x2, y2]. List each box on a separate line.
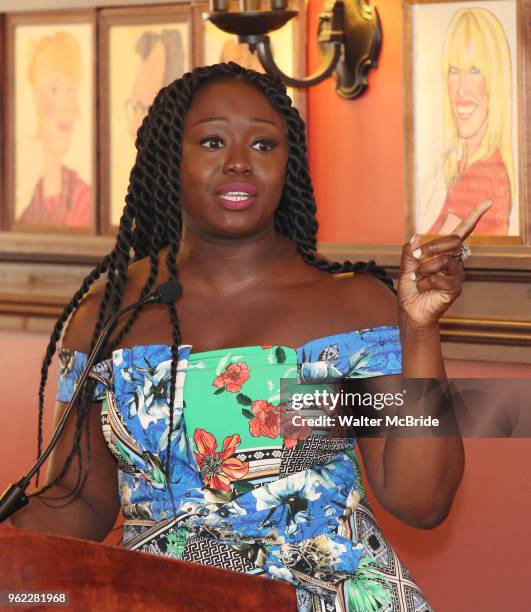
[447, 62, 489, 142]
[33, 59, 80, 158]
[180, 79, 288, 239]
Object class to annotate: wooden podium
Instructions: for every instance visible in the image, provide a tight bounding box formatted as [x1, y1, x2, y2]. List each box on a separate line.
[0, 525, 296, 611]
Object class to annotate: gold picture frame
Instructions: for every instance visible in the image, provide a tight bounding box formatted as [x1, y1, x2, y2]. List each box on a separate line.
[98, 4, 194, 232]
[4, 10, 97, 235]
[404, 0, 530, 248]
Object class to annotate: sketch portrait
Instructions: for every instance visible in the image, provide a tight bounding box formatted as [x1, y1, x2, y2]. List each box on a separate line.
[104, 12, 190, 227]
[411, 2, 519, 238]
[10, 18, 95, 230]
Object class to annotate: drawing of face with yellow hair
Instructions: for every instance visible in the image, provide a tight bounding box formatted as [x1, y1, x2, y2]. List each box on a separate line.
[442, 8, 514, 198]
[27, 31, 82, 161]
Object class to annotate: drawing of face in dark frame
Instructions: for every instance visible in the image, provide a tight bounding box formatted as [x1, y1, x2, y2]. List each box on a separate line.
[124, 29, 184, 141]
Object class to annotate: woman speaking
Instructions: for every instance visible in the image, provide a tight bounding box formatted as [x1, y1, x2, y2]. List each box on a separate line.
[8, 63, 489, 611]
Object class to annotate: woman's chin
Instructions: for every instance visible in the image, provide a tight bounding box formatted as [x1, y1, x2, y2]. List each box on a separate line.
[212, 225, 265, 240]
[202, 218, 274, 241]
[43, 134, 72, 159]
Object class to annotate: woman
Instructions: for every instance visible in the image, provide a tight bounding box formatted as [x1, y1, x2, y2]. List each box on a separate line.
[10, 64, 487, 610]
[18, 31, 91, 228]
[428, 8, 514, 235]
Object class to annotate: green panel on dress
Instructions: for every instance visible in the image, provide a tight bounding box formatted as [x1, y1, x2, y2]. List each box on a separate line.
[183, 345, 298, 454]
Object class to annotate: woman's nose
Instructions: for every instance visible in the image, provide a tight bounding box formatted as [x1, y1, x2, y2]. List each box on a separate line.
[223, 144, 252, 174]
[456, 71, 469, 97]
[61, 92, 80, 120]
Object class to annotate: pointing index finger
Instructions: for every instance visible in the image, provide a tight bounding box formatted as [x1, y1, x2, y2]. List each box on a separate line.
[453, 200, 493, 240]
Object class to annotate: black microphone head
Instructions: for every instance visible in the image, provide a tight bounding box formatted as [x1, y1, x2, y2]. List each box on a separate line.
[156, 281, 183, 304]
[149, 281, 183, 305]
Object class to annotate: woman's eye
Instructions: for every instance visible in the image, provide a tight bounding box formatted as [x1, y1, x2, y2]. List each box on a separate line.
[200, 136, 225, 149]
[448, 65, 459, 75]
[469, 66, 481, 75]
[251, 139, 276, 152]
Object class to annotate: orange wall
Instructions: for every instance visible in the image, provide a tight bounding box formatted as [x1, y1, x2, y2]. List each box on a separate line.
[0, 331, 57, 488]
[306, 1, 530, 610]
[308, 0, 405, 243]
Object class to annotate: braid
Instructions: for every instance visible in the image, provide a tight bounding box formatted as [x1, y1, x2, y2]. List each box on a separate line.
[236, 66, 394, 290]
[35, 62, 393, 507]
[155, 90, 185, 482]
[33, 381, 95, 499]
[298, 246, 394, 290]
[35, 255, 110, 486]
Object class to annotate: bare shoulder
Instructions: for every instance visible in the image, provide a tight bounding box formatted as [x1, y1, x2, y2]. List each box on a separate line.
[320, 269, 398, 332]
[62, 254, 159, 353]
[61, 275, 107, 353]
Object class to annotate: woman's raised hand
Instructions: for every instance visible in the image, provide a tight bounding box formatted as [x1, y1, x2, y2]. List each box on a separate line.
[398, 200, 492, 330]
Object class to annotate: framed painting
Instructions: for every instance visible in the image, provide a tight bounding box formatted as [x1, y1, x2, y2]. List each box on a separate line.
[194, 1, 307, 118]
[4, 11, 97, 234]
[99, 5, 193, 231]
[0, 15, 4, 229]
[405, 0, 530, 246]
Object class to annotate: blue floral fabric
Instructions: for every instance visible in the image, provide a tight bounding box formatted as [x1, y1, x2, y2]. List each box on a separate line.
[298, 326, 402, 382]
[56, 326, 432, 612]
[57, 348, 106, 403]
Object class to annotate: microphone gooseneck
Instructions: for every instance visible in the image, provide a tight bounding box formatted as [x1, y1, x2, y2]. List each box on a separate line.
[0, 281, 181, 523]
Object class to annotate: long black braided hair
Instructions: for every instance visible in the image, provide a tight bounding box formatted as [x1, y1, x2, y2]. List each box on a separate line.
[33, 62, 393, 501]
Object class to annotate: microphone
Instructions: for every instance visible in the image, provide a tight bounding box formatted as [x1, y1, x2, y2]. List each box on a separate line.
[0, 280, 182, 523]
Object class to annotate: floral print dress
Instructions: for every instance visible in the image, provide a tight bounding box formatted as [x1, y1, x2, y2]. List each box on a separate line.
[57, 326, 432, 612]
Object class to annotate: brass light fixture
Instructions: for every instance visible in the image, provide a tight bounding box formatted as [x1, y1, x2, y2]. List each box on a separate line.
[205, 0, 382, 99]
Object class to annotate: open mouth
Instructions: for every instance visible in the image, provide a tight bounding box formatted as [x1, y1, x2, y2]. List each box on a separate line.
[215, 183, 257, 211]
[216, 191, 255, 210]
[454, 101, 477, 120]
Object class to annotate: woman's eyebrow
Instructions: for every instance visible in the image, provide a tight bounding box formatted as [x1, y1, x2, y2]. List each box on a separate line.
[191, 116, 281, 128]
[251, 117, 280, 128]
[192, 116, 228, 126]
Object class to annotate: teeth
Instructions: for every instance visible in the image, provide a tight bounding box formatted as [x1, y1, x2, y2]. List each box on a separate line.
[219, 191, 253, 202]
[456, 104, 475, 115]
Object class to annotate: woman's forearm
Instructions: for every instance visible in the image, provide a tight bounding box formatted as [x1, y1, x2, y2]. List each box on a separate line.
[378, 322, 464, 528]
[9, 484, 115, 541]
[400, 320, 446, 378]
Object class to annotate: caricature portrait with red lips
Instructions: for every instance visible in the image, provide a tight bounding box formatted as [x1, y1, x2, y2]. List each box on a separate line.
[428, 7, 515, 236]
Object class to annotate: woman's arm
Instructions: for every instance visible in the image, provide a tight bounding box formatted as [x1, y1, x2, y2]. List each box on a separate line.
[356, 300, 464, 529]
[9, 281, 122, 540]
[357, 203, 491, 528]
[9, 396, 121, 541]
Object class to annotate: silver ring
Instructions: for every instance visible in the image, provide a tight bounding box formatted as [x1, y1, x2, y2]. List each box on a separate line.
[456, 244, 471, 263]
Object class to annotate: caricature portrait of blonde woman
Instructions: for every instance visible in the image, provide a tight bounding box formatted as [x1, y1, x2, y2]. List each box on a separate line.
[16, 31, 92, 228]
[427, 7, 516, 236]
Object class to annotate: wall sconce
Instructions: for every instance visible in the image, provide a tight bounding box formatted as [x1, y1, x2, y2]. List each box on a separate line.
[205, 0, 382, 99]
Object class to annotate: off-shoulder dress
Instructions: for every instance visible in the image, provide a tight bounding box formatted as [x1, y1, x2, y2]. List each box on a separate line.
[57, 325, 432, 612]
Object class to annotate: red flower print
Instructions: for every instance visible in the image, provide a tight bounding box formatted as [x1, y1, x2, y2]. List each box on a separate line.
[249, 400, 281, 438]
[212, 362, 250, 393]
[193, 429, 249, 490]
[280, 409, 312, 449]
